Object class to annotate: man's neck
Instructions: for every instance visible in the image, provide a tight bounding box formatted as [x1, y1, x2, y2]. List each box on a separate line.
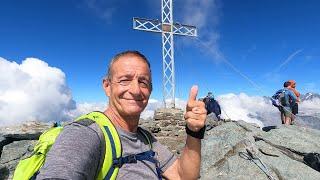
[104, 107, 139, 132]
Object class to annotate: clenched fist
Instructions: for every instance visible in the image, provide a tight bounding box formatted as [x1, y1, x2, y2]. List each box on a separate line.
[184, 85, 207, 132]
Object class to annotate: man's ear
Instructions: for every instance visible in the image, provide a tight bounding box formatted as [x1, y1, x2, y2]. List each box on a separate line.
[102, 79, 111, 97]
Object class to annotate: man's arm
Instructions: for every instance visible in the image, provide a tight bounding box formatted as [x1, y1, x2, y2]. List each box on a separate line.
[162, 86, 206, 180]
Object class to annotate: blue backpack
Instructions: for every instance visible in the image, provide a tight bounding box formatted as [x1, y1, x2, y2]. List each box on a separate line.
[272, 89, 290, 107]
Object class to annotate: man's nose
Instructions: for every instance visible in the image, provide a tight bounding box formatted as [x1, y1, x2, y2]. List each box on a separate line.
[128, 79, 141, 94]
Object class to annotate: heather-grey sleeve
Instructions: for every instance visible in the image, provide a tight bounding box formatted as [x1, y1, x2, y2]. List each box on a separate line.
[36, 122, 104, 180]
[152, 138, 177, 173]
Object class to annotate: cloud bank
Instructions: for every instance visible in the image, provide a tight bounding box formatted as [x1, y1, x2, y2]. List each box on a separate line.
[142, 94, 278, 127]
[1, 57, 319, 128]
[142, 93, 320, 128]
[0, 57, 76, 126]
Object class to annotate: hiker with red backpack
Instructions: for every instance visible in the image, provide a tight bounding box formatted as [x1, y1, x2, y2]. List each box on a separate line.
[272, 81, 297, 125]
[33, 51, 207, 180]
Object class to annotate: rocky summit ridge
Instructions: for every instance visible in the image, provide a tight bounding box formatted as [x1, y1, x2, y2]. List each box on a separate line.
[1, 109, 320, 179]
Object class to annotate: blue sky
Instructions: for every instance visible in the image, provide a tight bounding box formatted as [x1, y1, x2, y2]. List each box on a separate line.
[1, 0, 319, 104]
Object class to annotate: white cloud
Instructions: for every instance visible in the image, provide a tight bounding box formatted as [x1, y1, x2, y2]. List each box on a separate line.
[67, 102, 107, 120]
[140, 98, 187, 120]
[216, 93, 273, 127]
[83, 0, 118, 23]
[178, 0, 223, 61]
[140, 93, 320, 128]
[140, 94, 278, 128]
[299, 98, 320, 115]
[181, 0, 220, 29]
[0, 57, 76, 126]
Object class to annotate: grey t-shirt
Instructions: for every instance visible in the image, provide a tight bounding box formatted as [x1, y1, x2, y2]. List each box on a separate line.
[36, 121, 177, 180]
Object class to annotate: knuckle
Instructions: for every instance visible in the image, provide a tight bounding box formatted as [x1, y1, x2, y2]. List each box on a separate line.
[184, 111, 192, 119]
[197, 101, 205, 107]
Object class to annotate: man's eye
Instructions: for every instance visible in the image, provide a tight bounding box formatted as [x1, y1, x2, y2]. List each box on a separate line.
[119, 79, 131, 86]
[139, 80, 150, 88]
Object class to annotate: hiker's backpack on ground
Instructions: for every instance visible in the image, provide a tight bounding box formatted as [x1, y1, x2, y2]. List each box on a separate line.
[272, 89, 290, 107]
[304, 152, 320, 172]
[13, 112, 122, 180]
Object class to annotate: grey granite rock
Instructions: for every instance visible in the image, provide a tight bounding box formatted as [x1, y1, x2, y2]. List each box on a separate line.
[201, 121, 320, 180]
[1, 110, 320, 180]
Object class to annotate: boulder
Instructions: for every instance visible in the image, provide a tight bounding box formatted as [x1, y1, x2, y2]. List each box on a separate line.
[0, 140, 37, 180]
[201, 120, 320, 180]
[0, 121, 52, 180]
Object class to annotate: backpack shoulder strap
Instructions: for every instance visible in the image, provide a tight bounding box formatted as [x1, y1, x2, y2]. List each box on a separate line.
[137, 127, 153, 150]
[113, 127, 162, 180]
[13, 126, 64, 180]
[76, 111, 122, 180]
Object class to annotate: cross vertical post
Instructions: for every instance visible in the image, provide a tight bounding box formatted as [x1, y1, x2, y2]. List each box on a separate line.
[133, 0, 197, 108]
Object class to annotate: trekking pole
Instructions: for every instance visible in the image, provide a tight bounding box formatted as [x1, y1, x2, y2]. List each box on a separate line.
[239, 149, 276, 180]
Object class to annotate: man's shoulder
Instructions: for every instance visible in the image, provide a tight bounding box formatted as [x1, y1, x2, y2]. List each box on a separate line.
[284, 88, 292, 93]
[61, 119, 103, 142]
[285, 89, 296, 96]
[137, 126, 155, 138]
[67, 119, 101, 131]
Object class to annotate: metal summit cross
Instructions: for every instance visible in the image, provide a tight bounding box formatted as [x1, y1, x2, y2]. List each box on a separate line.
[133, 0, 197, 108]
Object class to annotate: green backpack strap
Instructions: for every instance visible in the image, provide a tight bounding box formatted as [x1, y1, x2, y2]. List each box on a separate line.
[13, 111, 121, 180]
[13, 126, 63, 180]
[14, 112, 155, 180]
[76, 111, 122, 180]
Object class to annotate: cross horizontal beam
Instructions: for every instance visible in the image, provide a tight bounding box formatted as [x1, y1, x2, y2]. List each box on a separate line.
[133, 17, 197, 37]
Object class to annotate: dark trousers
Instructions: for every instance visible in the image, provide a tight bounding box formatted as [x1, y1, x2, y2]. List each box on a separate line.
[292, 103, 298, 115]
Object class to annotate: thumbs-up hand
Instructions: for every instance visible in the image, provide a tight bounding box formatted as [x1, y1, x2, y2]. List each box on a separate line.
[185, 85, 207, 132]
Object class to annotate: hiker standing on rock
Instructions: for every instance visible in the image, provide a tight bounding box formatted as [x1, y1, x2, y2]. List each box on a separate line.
[287, 80, 300, 124]
[203, 92, 221, 121]
[36, 50, 207, 179]
[273, 81, 297, 125]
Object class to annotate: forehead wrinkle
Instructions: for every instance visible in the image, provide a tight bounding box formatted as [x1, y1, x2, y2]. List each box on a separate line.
[109, 56, 151, 81]
[113, 70, 150, 80]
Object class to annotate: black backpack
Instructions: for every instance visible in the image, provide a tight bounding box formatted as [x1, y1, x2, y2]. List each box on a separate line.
[304, 153, 320, 172]
[204, 98, 218, 115]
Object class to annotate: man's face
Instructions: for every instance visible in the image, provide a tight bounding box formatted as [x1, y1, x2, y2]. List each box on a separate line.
[103, 55, 152, 117]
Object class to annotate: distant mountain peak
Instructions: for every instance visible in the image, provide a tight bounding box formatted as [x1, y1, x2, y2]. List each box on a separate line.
[301, 92, 320, 101]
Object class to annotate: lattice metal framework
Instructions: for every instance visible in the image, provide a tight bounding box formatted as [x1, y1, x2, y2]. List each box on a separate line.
[133, 0, 197, 108]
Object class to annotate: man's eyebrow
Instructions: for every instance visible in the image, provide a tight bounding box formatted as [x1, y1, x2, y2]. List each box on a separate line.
[116, 74, 134, 79]
[138, 77, 151, 82]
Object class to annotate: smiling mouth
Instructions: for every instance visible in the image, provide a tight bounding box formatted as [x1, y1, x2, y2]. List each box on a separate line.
[123, 99, 143, 102]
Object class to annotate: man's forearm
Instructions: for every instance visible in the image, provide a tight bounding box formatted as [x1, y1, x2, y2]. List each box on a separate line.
[177, 135, 201, 179]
